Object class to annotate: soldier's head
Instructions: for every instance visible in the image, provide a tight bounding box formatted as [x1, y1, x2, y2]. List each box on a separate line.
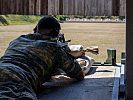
[34, 16, 61, 38]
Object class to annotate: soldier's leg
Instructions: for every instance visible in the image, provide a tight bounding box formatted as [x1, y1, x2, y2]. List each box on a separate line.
[0, 71, 37, 100]
[0, 82, 37, 100]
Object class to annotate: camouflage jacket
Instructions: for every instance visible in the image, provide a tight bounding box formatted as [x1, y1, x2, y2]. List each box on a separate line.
[0, 33, 82, 92]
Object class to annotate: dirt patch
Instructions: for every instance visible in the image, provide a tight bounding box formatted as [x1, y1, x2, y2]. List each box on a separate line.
[0, 23, 125, 62]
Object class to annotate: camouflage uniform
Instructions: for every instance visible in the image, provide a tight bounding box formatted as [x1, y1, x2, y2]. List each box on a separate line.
[0, 33, 82, 100]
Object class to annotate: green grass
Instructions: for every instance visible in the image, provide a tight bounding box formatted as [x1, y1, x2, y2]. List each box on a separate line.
[0, 15, 125, 26]
[0, 15, 64, 25]
[0, 15, 44, 25]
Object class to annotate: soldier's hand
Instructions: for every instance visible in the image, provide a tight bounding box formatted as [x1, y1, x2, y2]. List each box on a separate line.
[75, 70, 85, 81]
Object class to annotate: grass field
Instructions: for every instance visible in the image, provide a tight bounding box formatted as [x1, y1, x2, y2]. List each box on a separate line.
[0, 23, 125, 63]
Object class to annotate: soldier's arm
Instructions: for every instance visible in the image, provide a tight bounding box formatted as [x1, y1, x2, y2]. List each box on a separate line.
[57, 47, 85, 80]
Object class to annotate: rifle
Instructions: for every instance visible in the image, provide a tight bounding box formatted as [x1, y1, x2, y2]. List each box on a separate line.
[57, 34, 71, 47]
[57, 33, 99, 58]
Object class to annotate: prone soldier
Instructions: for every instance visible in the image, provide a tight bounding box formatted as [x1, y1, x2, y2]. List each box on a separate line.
[0, 16, 86, 100]
[0, 16, 98, 100]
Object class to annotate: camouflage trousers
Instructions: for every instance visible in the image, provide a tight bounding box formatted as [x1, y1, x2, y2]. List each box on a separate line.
[0, 65, 37, 100]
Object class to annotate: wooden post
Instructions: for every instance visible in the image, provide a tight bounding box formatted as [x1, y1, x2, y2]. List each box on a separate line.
[20, 0, 24, 14]
[59, 0, 63, 15]
[0, 0, 3, 14]
[24, 0, 29, 15]
[97, 0, 105, 16]
[78, 0, 84, 15]
[68, 0, 74, 15]
[16, 0, 20, 14]
[0, 0, 1, 15]
[10, 0, 17, 14]
[63, 0, 68, 15]
[55, 0, 60, 15]
[29, 0, 35, 15]
[104, 0, 112, 16]
[34, 0, 41, 15]
[41, 0, 48, 15]
[112, 0, 120, 16]
[48, 0, 55, 15]
[74, 0, 78, 15]
[119, 0, 126, 16]
[2, 0, 6, 14]
[85, 0, 91, 16]
[126, 0, 133, 99]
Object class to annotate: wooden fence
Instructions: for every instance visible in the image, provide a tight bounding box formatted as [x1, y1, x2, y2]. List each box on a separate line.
[0, 0, 126, 16]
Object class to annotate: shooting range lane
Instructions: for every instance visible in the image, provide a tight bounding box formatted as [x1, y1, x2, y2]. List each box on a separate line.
[38, 66, 118, 100]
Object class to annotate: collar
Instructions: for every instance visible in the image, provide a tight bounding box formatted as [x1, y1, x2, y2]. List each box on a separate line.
[27, 33, 57, 41]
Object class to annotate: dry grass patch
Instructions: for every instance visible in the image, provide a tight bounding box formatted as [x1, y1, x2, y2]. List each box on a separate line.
[61, 23, 125, 62]
[0, 23, 125, 63]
